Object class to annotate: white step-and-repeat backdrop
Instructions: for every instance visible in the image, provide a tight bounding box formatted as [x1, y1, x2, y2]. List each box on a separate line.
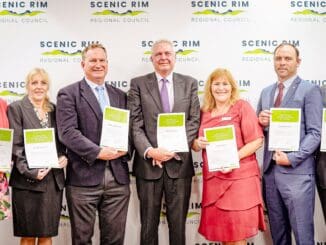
[0, 0, 325, 244]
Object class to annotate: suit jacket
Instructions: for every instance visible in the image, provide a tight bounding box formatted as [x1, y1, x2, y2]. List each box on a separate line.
[56, 79, 130, 186]
[257, 76, 322, 174]
[316, 86, 326, 189]
[7, 96, 65, 192]
[128, 72, 200, 180]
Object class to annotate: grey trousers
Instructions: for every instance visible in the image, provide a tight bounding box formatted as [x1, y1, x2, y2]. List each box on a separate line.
[66, 165, 130, 245]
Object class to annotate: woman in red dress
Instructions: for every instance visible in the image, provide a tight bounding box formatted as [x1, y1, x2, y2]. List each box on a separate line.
[0, 98, 10, 221]
[192, 68, 266, 245]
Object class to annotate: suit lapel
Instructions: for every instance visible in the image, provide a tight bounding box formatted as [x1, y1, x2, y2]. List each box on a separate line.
[144, 73, 162, 112]
[80, 79, 102, 120]
[172, 73, 184, 112]
[281, 76, 301, 106]
[22, 96, 43, 128]
[269, 83, 278, 108]
[106, 84, 119, 108]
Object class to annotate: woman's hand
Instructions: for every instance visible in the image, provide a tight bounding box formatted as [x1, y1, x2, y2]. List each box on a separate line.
[192, 137, 209, 152]
[36, 168, 51, 180]
[58, 155, 68, 168]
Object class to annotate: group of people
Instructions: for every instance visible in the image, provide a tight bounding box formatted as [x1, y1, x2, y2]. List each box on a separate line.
[0, 39, 325, 245]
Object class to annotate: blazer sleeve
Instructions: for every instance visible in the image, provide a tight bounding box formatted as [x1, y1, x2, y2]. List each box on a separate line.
[287, 85, 323, 167]
[128, 78, 153, 156]
[56, 87, 101, 164]
[7, 103, 38, 179]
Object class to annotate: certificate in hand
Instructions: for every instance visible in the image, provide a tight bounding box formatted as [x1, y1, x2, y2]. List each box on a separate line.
[320, 109, 326, 151]
[157, 113, 189, 152]
[24, 128, 59, 168]
[0, 128, 13, 171]
[100, 106, 130, 151]
[204, 125, 239, 172]
[269, 108, 301, 151]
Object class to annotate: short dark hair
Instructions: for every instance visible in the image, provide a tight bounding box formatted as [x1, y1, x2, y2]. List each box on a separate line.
[274, 43, 300, 57]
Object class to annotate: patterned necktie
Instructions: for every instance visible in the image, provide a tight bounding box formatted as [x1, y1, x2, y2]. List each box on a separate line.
[160, 78, 170, 113]
[274, 83, 284, 107]
[95, 86, 107, 111]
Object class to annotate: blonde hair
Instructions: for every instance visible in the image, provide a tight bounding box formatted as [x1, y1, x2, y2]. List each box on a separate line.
[202, 68, 240, 112]
[25, 68, 53, 112]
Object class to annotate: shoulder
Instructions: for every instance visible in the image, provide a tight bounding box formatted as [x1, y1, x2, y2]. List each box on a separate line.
[107, 84, 126, 97]
[174, 72, 197, 82]
[58, 80, 83, 94]
[131, 73, 154, 83]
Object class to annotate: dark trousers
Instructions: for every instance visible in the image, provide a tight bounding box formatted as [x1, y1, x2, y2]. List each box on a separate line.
[136, 169, 192, 245]
[317, 185, 326, 223]
[66, 165, 130, 245]
[263, 164, 315, 245]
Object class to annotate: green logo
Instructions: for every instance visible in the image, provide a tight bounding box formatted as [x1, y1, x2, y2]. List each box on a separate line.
[41, 50, 81, 56]
[193, 9, 244, 16]
[243, 48, 273, 55]
[92, 10, 146, 16]
[0, 10, 45, 16]
[187, 211, 200, 218]
[293, 9, 326, 16]
[0, 90, 24, 97]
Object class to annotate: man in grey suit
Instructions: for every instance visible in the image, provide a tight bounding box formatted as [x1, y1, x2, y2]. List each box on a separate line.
[128, 39, 200, 245]
[257, 43, 322, 245]
[56, 43, 130, 245]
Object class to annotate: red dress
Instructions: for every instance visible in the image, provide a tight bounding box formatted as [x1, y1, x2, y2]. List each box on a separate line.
[198, 99, 266, 242]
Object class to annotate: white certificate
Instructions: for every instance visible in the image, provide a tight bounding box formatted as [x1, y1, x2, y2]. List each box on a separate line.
[269, 108, 301, 151]
[204, 125, 240, 172]
[320, 109, 326, 151]
[100, 106, 130, 151]
[0, 128, 13, 171]
[24, 128, 59, 168]
[157, 113, 189, 152]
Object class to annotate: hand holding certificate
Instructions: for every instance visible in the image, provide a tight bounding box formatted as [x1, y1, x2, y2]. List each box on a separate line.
[24, 128, 59, 168]
[0, 128, 13, 171]
[269, 108, 301, 151]
[157, 113, 189, 152]
[100, 106, 130, 151]
[204, 125, 240, 172]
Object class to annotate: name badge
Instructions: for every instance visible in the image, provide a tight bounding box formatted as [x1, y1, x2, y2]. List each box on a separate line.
[221, 117, 231, 121]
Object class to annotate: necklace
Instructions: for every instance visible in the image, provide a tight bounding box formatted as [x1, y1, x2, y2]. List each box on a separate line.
[34, 107, 49, 128]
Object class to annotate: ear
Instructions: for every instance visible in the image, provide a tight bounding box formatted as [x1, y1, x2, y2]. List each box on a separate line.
[296, 57, 301, 67]
[81, 60, 85, 69]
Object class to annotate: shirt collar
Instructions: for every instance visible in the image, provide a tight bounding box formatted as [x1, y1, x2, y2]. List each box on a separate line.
[155, 72, 173, 83]
[85, 77, 105, 89]
[278, 75, 297, 89]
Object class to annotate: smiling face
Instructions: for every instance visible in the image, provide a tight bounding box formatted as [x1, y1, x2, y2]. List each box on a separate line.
[81, 47, 108, 85]
[27, 73, 49, 104]
[211, 76, 232, 105]
[274, 44, 301, 82]
[150, 41, 176, 77]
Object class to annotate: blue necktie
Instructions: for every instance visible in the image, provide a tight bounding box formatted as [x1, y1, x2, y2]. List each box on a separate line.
[95, 86, 107, 111]
[160, 78, 170, 113]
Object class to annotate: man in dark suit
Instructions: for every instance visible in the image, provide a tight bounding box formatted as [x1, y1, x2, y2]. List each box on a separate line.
[56, 43, 130, 245]
[257, 43, 322, 245]
[128, 39, 200, 245]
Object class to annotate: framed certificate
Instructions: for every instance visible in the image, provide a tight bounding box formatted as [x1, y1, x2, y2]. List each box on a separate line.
[157, 113, 189, 152]
[100, 106, 130, 151]
[269, 108, 301, 151]
[204, 125, 240, 172]
[0, 128, 13, 171]
[24, 128, 59, 168]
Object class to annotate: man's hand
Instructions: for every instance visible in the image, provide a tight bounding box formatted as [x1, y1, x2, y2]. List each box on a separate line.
[36, 168, 51, 180]
[274, 150, 291, 166]
[97, 147, 127, 160]
[258, 110, 271, 127]
[147, 148, 175, 167]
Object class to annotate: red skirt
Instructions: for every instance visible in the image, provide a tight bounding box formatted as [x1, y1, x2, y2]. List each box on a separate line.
[198, 175, 266, 242]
